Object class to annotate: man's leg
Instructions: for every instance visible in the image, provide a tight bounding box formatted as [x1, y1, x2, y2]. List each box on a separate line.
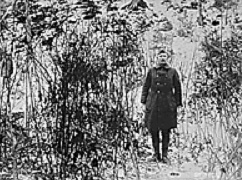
[150, 129, 161, 161]
[161, 129, 171, 163]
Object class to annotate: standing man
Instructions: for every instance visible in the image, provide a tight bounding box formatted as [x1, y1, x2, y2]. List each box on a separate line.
[141, 49, 182, 163]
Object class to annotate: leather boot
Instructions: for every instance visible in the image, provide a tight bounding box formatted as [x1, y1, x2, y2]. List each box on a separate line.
[151, 130, 162, 162]
[161, 129, 170, 164]
[154, 144, 162, 162]
[162, 147, 170, 164]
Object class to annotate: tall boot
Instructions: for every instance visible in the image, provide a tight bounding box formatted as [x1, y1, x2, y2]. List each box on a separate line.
[151, 130, 161, 162]
[161, 129, 170, 164]
[153, 141, 161, 161]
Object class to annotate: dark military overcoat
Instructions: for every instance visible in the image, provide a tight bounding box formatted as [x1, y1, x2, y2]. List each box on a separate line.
[141, 66, 182, 132]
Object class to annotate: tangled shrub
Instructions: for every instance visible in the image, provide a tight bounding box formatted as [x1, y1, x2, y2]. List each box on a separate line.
[192, 30, 242, 108]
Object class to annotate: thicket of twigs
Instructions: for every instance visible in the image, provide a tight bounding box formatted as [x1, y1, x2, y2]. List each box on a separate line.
[188, 28, 242, 179]
[0, 0, 242, 180]
[0, 0, 150, 179]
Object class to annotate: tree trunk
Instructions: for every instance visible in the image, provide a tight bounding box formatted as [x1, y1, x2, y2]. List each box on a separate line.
[198, 0, 203, 26]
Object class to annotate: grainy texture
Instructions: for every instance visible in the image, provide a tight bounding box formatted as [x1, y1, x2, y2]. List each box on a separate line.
[141, 66, 182, 131]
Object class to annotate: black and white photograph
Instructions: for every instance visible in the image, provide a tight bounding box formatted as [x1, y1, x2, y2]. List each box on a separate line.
[0, 0, 242, 179]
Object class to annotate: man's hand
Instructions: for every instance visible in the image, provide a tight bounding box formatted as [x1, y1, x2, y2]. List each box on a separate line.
[141, 103, 146, 112]
[177, 106, 184, 117]
[177, 105, 182, 110]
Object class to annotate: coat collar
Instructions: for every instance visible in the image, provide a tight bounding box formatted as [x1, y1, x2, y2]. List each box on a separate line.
[154, 64, 171, 70]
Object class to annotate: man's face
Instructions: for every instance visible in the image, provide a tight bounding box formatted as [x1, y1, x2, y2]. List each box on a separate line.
[156, 52, 168, 66]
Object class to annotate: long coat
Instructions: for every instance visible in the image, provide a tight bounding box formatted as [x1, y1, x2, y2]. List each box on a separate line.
[141, 66, 182, 132]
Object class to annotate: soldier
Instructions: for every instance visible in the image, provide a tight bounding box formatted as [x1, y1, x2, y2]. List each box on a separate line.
[141, 49, 182, 163]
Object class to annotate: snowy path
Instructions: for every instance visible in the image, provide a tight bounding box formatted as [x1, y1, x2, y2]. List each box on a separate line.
[138, 161, 216, 180]
[131, 130, 219, 180]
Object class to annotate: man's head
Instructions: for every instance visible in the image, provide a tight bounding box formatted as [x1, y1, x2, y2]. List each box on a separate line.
[156, 49, 168, 67]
